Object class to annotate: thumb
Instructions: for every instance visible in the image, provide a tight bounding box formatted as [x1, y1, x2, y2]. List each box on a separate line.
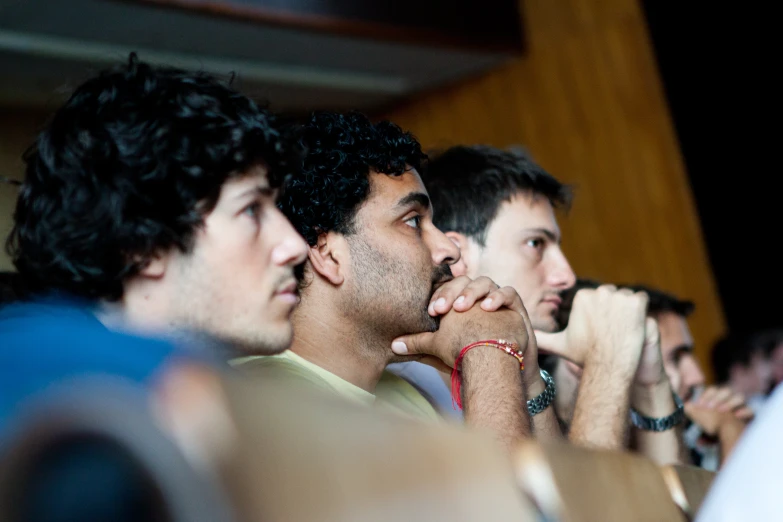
[392, 331, 436, 356]
[534, 329, 567, 357]
[644, 317, 660, 348]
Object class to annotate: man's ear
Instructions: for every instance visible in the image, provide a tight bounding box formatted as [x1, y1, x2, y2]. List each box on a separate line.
[445, 231, 472, 277]
[138, 252, 167, 279]
[307, 231, 346, 286]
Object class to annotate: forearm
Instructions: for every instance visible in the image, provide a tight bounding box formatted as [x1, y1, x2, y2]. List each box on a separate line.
[462, 348, 530, 451]
[630, 381, 685, 465]
[526, 373, 563, 440]
[569, 360, 633, 449]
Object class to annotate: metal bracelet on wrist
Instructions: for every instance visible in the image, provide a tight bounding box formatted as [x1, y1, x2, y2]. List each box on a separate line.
[527, 369, 556, 416]
[629, 392, 685, 431]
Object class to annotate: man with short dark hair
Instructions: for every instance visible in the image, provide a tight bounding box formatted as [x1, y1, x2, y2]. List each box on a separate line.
[393, 145, 682, 462]
[556, 279, 753, 469]
[556, 280, 704, 407]
[234, 113, 542, 449]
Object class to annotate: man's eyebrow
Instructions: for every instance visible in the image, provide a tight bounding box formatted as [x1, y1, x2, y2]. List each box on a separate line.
[669, 344, 694, 360]
[234, 186, 275, 200]
[520, 227, 559, 242]
[395, 192, 431, 210]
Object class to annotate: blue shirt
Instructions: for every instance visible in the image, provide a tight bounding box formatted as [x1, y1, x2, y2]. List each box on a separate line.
[0, 294, 185, 431]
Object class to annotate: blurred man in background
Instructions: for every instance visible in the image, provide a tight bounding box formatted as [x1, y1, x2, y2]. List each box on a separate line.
[712, 332, 778, 412]
[556, 280, 706, 406]
[557, 280, 753, 468]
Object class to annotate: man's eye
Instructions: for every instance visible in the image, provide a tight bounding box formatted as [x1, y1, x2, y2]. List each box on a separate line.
[526, 238, 544, 249]
[243, 202, 261, 219]
[404, 216, 421, 229]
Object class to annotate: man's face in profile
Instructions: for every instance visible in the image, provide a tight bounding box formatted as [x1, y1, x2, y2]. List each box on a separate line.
[657, 311, 705, 401]
[470, 193, 575, 333]
[340, 169, 458, 343]
[157, 166, 308, 354]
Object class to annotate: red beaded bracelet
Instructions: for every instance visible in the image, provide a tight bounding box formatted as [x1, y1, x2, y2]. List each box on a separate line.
[450, 339, 524, 410]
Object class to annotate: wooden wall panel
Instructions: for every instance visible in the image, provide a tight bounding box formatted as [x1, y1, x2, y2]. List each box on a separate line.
[0, 109, 46, 272]
[382, 0, 724, 378]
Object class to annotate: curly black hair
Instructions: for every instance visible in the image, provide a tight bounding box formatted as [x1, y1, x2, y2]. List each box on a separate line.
[279, 111, 426, 247]
[421, 145, 572, 246]
[6, 54, 299, 301]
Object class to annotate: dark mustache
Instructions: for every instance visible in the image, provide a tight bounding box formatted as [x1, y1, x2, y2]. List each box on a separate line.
[432, 264, 453, 286]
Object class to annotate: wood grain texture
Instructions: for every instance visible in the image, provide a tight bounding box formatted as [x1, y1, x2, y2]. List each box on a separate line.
[0, 109, 46, 272]
[381, 0, 724, 379]
[515, 441, 686, 522]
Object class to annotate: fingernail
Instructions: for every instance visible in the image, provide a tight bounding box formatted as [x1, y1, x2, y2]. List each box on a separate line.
[455, 296, 465, 306]
[434, 297, 446, 309]
[481, 298, 493, 308]
[392, 341, 408, 354]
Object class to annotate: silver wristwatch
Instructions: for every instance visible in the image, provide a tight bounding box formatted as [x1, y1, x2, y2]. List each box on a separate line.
[629, 393, 685, 431]
[527, 369, 556, 416]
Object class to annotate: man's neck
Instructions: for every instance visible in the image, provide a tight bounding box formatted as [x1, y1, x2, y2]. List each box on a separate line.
[289, 302, 391, 394]
[96, 287, 173, 340]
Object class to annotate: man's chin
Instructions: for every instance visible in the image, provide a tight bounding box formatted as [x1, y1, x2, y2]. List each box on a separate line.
[532, 314, 559, 333]
[228, 323, 293, 356]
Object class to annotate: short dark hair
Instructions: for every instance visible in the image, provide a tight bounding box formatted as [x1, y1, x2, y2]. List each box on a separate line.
[557, 279, 695, 329]
[421, 145, 571, 245]
[6, 54, 297, 301]
[279, 111, 426, 247]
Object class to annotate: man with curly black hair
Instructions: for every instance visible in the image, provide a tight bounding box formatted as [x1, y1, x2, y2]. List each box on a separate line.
[2, 55, 308, 357]
[235, 112, 539, 448]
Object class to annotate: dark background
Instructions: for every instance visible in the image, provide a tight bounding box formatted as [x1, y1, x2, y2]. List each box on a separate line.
[642, 1, 779, 336]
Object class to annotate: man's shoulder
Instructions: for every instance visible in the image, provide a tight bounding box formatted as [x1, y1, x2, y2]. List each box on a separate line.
[376, 369, 442, 421]
[0, 296, 172, 352]
[233, 354, 333, 391]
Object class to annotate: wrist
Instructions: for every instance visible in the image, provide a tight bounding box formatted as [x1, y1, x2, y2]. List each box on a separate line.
[452, 342, 524, 411]
[461, 344, 521, 369]
[523, 362, 546, 399]
[631, 379, 675, 418]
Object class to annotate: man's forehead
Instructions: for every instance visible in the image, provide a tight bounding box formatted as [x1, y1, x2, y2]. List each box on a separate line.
[493, 192, 561, 239]
[658, 311, 694, 346]
[366, 169, 429, 207]
[220, 166, 271, 196]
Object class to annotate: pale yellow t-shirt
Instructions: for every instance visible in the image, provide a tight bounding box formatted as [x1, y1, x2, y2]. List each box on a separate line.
[232, 351, 441, 422]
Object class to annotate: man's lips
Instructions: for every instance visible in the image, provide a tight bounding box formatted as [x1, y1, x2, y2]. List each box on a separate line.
[542, 296, 562, 307]
[274, 280, 299, 304]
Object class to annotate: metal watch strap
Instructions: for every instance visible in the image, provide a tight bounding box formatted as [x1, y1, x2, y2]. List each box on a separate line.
[527, 369, 556, 416]
[629, 392, 685, 431]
